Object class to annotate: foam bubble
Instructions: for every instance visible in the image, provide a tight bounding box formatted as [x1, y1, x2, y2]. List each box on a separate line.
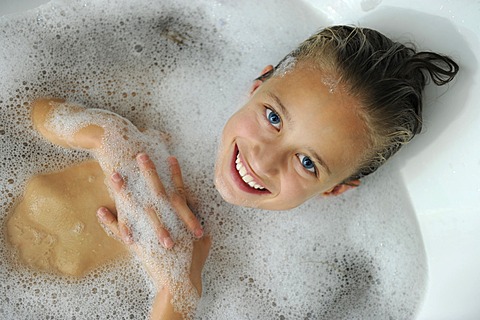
[0, 0, 427, 319]
[43, 100, 198, 316]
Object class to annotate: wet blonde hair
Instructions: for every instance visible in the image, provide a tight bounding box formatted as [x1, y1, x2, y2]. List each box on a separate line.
[260, 25, 459, 181]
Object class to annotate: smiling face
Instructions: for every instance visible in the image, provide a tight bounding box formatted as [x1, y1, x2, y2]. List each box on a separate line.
[214, 64, 370, 210]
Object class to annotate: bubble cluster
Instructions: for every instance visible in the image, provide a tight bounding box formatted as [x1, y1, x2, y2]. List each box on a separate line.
[0, 0, 427, 319]
[41, 100, 200, 316]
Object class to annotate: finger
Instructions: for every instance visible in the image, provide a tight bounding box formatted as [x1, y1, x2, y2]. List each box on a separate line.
[137, 153, 166, 198]
[108, 172, 132, 224]
[168, 157, 204, 238]
[110, 171, 125, 193]
[146, 207, 174, 249]
[189, 235, 212, 296]
[119, 221, 134, 245]
[96, 207, 121, 240]
[170, 192, 204, 239]
[192, 235, 212, 268]
[168, 156, 186, 199]
[97, 207, 133, 245]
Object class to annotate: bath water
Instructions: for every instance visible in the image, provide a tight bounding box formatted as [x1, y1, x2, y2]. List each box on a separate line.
[0, 0, 427, 318]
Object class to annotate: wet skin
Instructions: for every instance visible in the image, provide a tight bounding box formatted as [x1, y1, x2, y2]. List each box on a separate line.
[215, 65, 367, 210]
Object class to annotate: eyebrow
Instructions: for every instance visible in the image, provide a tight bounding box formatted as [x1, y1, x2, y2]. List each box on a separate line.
[308, 148, 332, 176]
[267, 91, 332, 176]
[267, 92, 292, 123]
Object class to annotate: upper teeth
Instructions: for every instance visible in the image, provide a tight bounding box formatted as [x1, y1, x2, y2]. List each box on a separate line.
[235, 153, 265, 190]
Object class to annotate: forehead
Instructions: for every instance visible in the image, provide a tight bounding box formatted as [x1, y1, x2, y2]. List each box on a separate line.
[261, 66, 369, 176]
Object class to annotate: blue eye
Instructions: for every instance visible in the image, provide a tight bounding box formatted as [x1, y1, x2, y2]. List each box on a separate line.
[266, 108, 281, 129]
[297, 154, 316, 174]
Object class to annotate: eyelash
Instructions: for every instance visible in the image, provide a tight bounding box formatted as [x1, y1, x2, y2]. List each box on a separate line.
[265, 107, 281, 130]
[297, 154, 317, 175]
[264, 106, 318, 176]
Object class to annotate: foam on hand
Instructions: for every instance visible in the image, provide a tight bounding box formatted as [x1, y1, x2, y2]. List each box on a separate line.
[44, 100, 198, 317]
[0, 0, 427, 319]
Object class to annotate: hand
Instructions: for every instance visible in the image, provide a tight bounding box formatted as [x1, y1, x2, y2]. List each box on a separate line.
[97, 153, 204, 249]
[96, 155, 211, 319]
[97, 198, 211, 296]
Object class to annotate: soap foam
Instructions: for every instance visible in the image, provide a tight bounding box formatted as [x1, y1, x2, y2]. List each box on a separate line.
[44, 100, 198, 317]
[0, 0, 427, 319]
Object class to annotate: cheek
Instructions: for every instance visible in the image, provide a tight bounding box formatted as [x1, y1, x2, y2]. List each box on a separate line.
[279, 174, 313, 201]
[279, 171, 331, 206]
[223, 110, 260, 140]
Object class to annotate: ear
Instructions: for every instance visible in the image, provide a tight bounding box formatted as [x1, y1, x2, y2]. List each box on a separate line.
[250, 65, 274, 96]
[322, 180, 361, 197]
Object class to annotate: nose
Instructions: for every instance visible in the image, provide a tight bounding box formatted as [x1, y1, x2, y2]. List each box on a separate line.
[249, 140, 287, 178]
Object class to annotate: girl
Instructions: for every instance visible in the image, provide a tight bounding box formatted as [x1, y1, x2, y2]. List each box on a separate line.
[27, 25, 458, 319]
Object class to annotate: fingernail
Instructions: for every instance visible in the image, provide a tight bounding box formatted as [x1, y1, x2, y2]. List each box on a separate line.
[137, 153, 149, 163]
[111, 172, 122, 182]
[124, 235, 133, 245]
[194, 228, 203, 239]
[163, 237, 174, 249]
[97, 207, 108, 219]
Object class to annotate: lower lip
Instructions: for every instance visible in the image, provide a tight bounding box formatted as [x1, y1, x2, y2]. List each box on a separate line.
[230, 145, 269, 195]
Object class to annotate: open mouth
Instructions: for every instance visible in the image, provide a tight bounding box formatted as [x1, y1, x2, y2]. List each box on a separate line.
[235, 153, 265, 190]
[231, 145, 269, 194]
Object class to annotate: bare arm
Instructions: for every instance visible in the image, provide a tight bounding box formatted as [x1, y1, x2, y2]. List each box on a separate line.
[33, 98, 208, 317]
[31, 97, 105, 149]
[32, 98, 203, 245]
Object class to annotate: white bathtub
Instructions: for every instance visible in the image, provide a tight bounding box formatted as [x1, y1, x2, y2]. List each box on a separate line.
[303, 1, 480, 319]
[1, 0, 479, 319]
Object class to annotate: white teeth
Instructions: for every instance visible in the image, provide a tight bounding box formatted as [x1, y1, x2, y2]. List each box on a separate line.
[239, 166, 247, 176]
[235, 152, 265, 190]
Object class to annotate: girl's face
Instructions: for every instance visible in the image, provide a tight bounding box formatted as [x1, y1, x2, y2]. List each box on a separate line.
[214, 65, 369, 210]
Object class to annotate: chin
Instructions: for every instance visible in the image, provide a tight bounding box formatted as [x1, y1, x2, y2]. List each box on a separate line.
[214, 176, 257, 209]
[214, 168, 233, 201]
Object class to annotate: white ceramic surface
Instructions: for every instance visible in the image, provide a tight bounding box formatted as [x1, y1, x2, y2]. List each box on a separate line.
[302, 0, 480, 319]
[301, 1, 479, 319]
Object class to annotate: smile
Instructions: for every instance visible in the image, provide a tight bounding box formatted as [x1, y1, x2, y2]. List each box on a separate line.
[235, 153, 265, 190]
[230, 146, 269, 194]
